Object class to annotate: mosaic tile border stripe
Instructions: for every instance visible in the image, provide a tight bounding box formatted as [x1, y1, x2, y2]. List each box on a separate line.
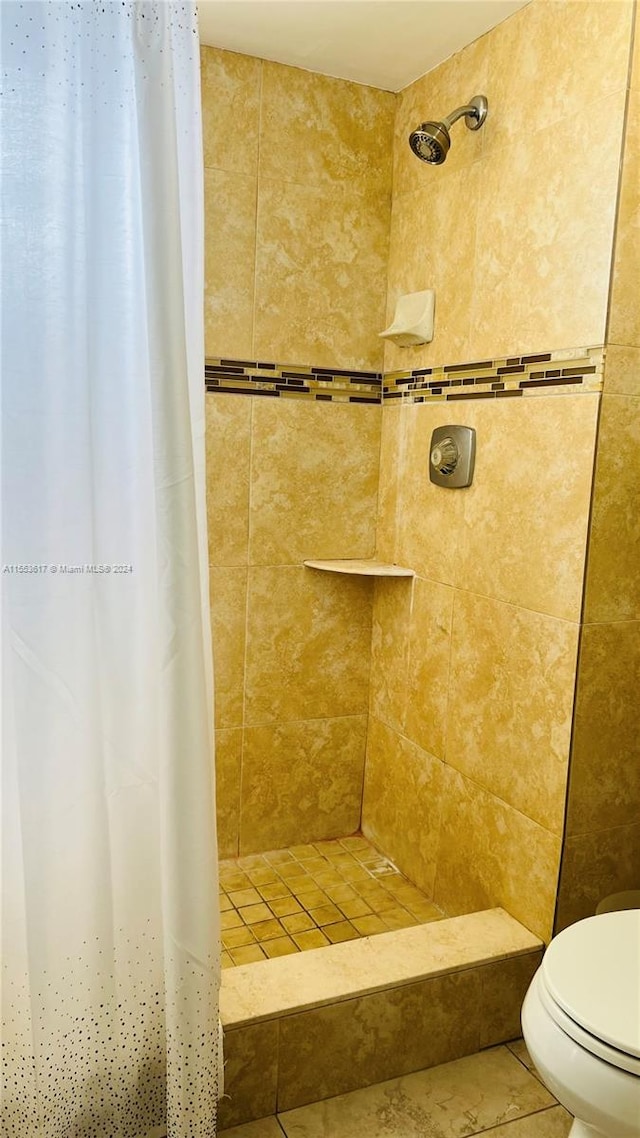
[205, 357, 381, 404]
[383, 345, 605, 404]
[205, 347, 605, 404]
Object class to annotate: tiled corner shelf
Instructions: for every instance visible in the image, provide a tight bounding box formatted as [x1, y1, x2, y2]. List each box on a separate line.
[303, 559, 414, 578]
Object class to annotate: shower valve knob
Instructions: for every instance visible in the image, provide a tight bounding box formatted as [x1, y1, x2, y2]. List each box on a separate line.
[429, 425, 476, 488]
[430, 437, 458, 474]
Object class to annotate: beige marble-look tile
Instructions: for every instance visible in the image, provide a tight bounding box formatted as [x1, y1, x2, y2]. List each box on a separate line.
[469, 90, 625, 360]
[608, 82, 640, 348]
[603, 345, 640, 396]
[200, 46, 261, 176]
[220, 909, 541, 1030]
[244, 566, 372, 725]
[254, 179, 390, 372]
[507, 1038, 544, 1084]
[216, 728, 242, 859]
[481, 1107, 574, 1138]
[206, 394, 251, 567]
[218, 1022, 279, 1130]
[240, 716, 367, 854]
[446, 592, 578, 834]
[375, 406, 402, 563]
[555, 821, 640, 931]
[567, 621, 640, 834]
[277, 969, 482, 1110]
[434, 768, 562, 942]
[383, 162, 481, 375]
[483, 0, 633, 157]
[458, 394, 599, 621]
[204, 168, 257, 360]
[220, 1116, 284, 1138]
[368, 578, 413, 732]
[249, 399, 380, 566]
[259, 61, 394, 190]
[278, 1046, 556, 1137]
[362, 717, 444, 899]
[584, 397, 640, 622]
[478, 952, 542, 1050]
[404, 576, 454, 759]
[394, 402, 467, 587]
[210, 567, 247, 730]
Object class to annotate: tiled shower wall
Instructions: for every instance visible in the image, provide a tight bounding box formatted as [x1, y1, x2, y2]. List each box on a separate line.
[201, 49, 391, 858]
[362, 0, 635, 943]
[207, 395, 379, 858]
[556, 22, 640, 929]
[204, 0, 637, 941]
[200, 46, 394, 370]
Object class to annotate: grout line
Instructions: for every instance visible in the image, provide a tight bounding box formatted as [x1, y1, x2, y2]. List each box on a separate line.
[237, 398, 256, 856]
[249, 60, 263, 360]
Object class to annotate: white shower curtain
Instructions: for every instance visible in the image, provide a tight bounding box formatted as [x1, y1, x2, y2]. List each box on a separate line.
[0, 3, 220, 1136]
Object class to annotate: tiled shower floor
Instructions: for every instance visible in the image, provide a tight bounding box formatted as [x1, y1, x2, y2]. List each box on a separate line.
[219, 834, 444, 967]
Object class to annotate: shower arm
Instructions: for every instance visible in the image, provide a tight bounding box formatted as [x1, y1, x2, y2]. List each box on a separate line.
[442, 103, 479, 130]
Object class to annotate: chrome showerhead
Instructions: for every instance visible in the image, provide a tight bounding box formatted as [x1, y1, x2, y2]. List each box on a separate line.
[409, 95, 488, 166]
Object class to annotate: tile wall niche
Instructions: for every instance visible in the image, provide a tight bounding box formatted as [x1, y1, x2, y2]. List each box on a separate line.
[204, 0, 638, 943]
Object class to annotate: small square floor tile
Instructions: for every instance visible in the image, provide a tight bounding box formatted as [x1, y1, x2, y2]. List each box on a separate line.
[292, 928, 330, 951]
[263, 936, 298, 959]
[289, 844, 318, 860]
[338, 897, 373, 920]
[278, 861, 309, 880]
[381, 907, 419, 930]
[259, 881, 292, 902]
[308, 903, 343, 927]
[228, 888, 262, 908]
[247, 867, 280, 886]
[299, 856, 329, 874]
[240, 902, 273, 925]
[222, 925, 256, 949]
[252, 918, 285, 942]
[324, 883, 358, 904]
[229, 943, 266, 965]
[339, 835, 370, 851]
[324, 920, 358, 944]
[290, 877, 320, 897]
[269, 896, 303, 918]
[220, 872, 252, 892]
[281, 912, 315, 935]
[219, 893, 234, 912]
[297, 888, 330, 909]
[221, 909, 244, 930]
[263, 849, 294, 864]
[351, 914, 388, 936]
[313, 840, 344, 854]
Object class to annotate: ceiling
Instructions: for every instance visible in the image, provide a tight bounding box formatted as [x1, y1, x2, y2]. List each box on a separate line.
[197, 0, 529, 92]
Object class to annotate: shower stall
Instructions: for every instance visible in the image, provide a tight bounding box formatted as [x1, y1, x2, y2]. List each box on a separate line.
[204, 0, 640, 1125]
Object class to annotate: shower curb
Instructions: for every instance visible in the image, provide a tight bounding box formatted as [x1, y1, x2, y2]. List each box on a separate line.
[218, 908, 542, 1128]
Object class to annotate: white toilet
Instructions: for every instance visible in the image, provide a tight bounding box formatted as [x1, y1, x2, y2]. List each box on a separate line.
[521, 909, 640, 1138]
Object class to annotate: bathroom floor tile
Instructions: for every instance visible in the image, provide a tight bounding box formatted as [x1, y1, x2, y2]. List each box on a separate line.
[240, 902, 273, 924]
[263, 936, 299, 959]
[228, 943, 267, 966]
[219, 833, 445, 966]
[276, 1045, 559, 1138]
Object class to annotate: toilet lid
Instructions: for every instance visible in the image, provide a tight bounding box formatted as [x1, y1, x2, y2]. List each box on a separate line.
[542, 911, 640, 1059]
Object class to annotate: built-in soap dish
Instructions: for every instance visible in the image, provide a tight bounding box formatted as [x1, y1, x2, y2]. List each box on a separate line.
[379, 290, 435, 347]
